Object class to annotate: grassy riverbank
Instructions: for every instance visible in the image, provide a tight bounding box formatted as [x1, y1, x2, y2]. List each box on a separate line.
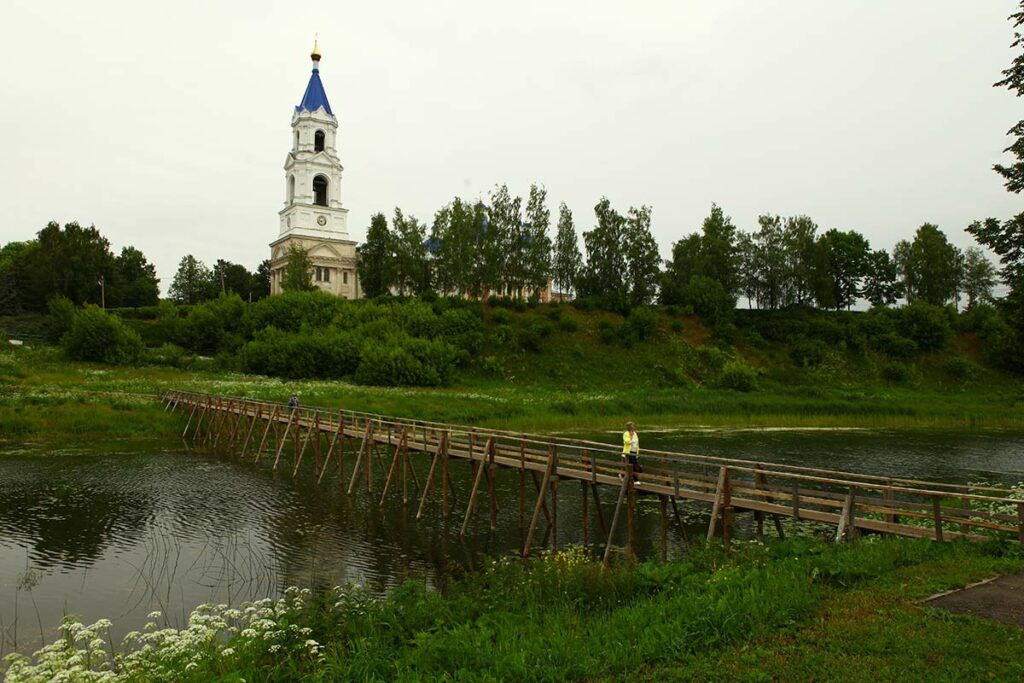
[3, 537, 1023, 681]
[1, 345, 1023, 446]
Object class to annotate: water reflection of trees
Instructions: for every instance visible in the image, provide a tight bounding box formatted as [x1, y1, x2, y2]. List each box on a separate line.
[0, 461, 152, 570]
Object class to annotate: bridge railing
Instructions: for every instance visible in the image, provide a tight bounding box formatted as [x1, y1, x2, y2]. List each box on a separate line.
[163, 390, 1024, 546]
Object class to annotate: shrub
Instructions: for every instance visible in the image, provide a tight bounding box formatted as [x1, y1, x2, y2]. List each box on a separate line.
[176, 294, 249, 355]
[881, 362, 909, 383]
[480, 356, 505, 377]
[62, 305, 143, 364]
[872, 332, 918, 360]
[897, 301, 951, 351]
[684, 275, 734, 324]
[491, 308, 512, 325]
[46, 295, 76, 343]
[248, 290, 344, 332]
[354, 337, 460, 386]
[944, 357, 978, 382]
[790, 337, 829, 367]
[545, 306, 562, 321]
[669, 319, 684, 333]
[958, 303, 1000, 334]
[624, 307, 658, 341]
[718, 360, 758, 391]
[519, 319, 552, 352]
[155, 300, 183, 346]
[711, 322, 738, 345]
[559, 316, 579, 333]
[437, 308, 484, 356]
[697, 346, 727, 372]
[492, 324, 519, 349]
[745, 330, 767, 349]
[571, 297, 596, 312]
[142, 343, 191, 369]
[238, 328, 361, 379]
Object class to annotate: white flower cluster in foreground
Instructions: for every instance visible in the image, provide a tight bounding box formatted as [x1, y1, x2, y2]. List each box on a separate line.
[2, 588, 323, 682]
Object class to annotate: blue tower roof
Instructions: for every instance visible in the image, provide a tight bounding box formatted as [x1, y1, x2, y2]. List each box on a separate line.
[296, 64, 334, 116]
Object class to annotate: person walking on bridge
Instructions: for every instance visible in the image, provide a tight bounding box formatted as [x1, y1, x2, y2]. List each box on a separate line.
[622, 421, 641, 483]
[288, 394, 300, 410]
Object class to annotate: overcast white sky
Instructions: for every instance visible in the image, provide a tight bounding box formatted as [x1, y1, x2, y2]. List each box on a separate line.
[0, 1, 1020, 291]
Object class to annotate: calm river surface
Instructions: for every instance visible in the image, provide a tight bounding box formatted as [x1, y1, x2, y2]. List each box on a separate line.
[1, 428, 1022, 655]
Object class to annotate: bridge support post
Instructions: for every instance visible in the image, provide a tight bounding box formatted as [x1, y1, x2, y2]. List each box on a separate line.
[550, 446, 559, 548]
[582, 481, 589, 548]
[317, 413, 344, 485]
[523, 446, 556, 557]
[240, 405, 262, 460]
[488, 438, 498, 531]
[602, 472, 630, 566]
[442, 431, 450, 521]
[836, 489, 856, 543]
[707, 466, 730, 543]
[659, 494, 668, 561]
[380, 429, 408, 506]
[181, 401, 199, 439]
[347, 422, 372, 495]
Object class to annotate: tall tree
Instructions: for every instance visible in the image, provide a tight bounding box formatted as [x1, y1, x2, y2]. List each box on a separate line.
[894, 224, 962, 306]
[551, 202, 582, 297]
[961, 246, 998, 308]
[280, 245, 315, 292]
[752, 215, 787, 310]
[736, 232, 759, 309]
[815, 229, 870, 310]
[357, 212, 394, 297]
[660, 233, 701, 306]
[623, 205, 661, 307]
[170, 254, 215, 304]
[21, 221, 115, 310]
[969, 3, 1024, 369]
[661, 204, 740, 306]
[993, 2, 1024, 195]
[782, 215, 821, 306]
[862, 249, 901, 308]
[0, 241, 34, 313]
[579, 197, 628, 310]
[698, 204, 741, 298]
[391, 208, 429, 295]
[111, 246, 160, 307]
[488, 184, 523, 296]
[212, 259, 254, 299]
[251, 260, 272, 301]
[523, 184, 553, 296]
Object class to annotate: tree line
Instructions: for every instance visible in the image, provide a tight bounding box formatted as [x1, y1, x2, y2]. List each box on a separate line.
[0, 221, 271, 313]
[351, 185, 1000, 317]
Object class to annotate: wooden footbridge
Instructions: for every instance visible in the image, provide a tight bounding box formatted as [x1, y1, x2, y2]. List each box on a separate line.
[162, 390, 1024, 559]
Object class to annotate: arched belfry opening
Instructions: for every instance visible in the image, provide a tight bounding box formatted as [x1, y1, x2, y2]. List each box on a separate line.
[288, 175, 296, 203]
[314, 130, 325, 152]
[295, 130, 300, 150]
[313, 175, 328, 206]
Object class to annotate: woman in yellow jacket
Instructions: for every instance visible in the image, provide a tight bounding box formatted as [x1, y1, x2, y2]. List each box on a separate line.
[622, 421, 641, 483]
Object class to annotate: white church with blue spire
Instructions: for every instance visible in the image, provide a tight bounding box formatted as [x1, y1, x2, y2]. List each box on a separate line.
[269, 41, 361, 297]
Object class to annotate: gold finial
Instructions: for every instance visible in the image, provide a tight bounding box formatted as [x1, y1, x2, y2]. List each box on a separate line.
[311, 35, 321, 62]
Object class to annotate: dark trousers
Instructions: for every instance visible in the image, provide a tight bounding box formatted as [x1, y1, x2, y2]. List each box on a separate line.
[627, 453, 641, 475]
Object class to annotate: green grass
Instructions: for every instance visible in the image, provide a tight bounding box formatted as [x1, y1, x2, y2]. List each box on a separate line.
[1, 343, 1023, 446]
[5, 537, 1022, 681]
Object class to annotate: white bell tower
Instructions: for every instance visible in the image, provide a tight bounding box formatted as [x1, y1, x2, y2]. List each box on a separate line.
[270, 41, 360, 297]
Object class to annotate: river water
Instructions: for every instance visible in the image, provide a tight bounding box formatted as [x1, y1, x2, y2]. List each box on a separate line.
[1, 428, 1022, 655]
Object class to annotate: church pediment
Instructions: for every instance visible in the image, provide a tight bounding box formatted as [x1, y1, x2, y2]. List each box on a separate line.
[308, 242, 348, 260]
